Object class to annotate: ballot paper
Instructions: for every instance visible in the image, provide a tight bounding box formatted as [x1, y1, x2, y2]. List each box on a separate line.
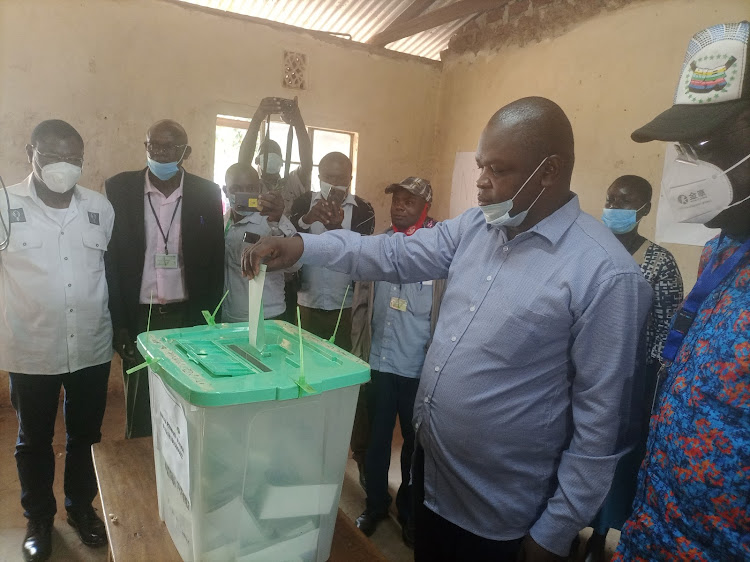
[248, 264, 267, 351]
[257, 483, 339, 519]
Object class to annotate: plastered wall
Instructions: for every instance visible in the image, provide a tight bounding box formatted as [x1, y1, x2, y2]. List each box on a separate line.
[0, 0, 441, 232]
[432, 0, 750, 289]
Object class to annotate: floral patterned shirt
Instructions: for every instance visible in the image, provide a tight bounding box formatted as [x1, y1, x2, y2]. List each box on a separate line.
[614, 234, 750, 561]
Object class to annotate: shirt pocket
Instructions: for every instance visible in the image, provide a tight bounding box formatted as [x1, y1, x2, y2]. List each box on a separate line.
[405, 283, 433, 318]
[6, 230, 43, 253]
[81, 230, 107, 272]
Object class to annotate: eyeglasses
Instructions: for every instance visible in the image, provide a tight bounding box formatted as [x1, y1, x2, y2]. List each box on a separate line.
[33, 148, 83, 167]
[144, 142, 188, 157]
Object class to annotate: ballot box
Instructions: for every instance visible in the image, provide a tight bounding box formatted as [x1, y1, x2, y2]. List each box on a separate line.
[137, 321, 370, 562]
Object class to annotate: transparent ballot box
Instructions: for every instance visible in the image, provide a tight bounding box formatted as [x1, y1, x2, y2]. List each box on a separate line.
[137, 321, 370, 562]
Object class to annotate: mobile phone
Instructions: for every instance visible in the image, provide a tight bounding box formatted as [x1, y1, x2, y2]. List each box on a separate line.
[275, 97, 296, 113]
[326, 186, 347, 208]
[243, 232, 261, 244]
[233, 192, 260, 213]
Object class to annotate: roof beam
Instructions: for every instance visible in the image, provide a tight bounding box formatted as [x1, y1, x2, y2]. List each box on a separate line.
[367, 0, 502, 47]
[375, 0, 438, 37]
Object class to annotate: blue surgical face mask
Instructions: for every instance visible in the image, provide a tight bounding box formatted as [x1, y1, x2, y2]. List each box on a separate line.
[480, 157, 548, 228]
[601, 203, 646, 234]
[258, 153, 283, 175]
[146, 146, 187, 181]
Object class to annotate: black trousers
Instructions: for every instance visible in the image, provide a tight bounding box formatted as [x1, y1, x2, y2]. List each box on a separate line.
[9, 362, 110, 521]
[122, 303, 188, 439]
[365, 370, 419, 520]
[413, 444, 524, 562]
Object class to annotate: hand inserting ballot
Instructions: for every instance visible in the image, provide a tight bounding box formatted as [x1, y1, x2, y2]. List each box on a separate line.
[241, 236, 304, 280]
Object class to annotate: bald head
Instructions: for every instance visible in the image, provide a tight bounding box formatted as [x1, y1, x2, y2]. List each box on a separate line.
[147, 119, 188, 145]
[486, 97, 575, 177]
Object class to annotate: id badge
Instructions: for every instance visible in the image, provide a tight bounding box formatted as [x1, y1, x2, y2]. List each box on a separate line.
[155, 254, 179, 269]
[389, 297, 408, 312]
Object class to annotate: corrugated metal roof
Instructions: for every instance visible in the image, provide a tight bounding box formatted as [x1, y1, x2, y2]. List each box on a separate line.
[177, 0, 471, 60]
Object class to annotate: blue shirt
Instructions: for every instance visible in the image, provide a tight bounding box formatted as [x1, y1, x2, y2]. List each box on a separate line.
[300, 196, 652, 556]
[369, 276, 434, 379]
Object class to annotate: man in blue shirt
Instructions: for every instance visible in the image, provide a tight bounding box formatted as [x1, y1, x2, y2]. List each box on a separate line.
[242, 97, 652, 561]
[350, 177, 443, 547]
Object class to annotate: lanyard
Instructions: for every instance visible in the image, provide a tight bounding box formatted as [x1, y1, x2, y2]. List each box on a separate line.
[662, 235, 750, 362]
[147, 193, 182, 255]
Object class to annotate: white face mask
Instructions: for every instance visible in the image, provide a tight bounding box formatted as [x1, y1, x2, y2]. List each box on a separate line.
[319, 181, 347, 201]
[480, 157, 548, 228]
[258, 153, 283, 175]
[39, 161, 82, 194]
[662, 151, 750, 224]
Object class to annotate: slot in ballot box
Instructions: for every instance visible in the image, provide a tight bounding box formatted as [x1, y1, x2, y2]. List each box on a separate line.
[137, 321, 370, 562]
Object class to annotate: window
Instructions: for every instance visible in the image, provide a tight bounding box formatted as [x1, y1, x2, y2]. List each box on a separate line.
[213, 115, 357, 194]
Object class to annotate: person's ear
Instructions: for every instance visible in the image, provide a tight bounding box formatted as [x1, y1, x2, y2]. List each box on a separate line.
[181, 145, 192, 163]
[641, 201, 652, 218]
[540, 155, 563, 188]
[25, 144, 34, 165]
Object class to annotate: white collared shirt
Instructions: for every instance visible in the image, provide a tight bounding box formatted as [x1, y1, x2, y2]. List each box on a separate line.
[140, 170, 186, 304]
[297, 191, 357, 310]
[223, 212, 297, 322]
[0, 174, 114, 375]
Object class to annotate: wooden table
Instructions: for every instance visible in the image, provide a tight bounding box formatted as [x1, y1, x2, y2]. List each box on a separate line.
[92, 438, 386, 562]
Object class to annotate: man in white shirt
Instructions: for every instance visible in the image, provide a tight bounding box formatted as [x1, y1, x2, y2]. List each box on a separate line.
[222, 163, 298, 322]
[0, 120, 114, 561]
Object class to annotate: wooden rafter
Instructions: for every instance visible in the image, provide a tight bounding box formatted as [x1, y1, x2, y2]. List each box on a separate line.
[367, 0, 503, 47]
[366, 0, 438, 44]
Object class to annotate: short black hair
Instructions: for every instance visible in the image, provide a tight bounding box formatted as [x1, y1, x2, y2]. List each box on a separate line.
[613, 175, 652, 203]
[257, 139, 282, 156]
[30, 119, 83, 147]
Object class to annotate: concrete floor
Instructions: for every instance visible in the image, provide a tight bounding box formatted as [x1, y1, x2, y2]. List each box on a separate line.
[0, 360, 619, 561]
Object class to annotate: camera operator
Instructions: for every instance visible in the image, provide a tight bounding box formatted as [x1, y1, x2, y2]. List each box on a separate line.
[238, 97, 312, 216]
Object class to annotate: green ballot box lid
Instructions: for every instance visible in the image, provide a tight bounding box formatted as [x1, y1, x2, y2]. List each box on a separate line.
[136, 321, 370, 407]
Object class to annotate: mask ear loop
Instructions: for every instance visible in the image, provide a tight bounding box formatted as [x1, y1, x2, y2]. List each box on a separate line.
[511, 157, 549, 202]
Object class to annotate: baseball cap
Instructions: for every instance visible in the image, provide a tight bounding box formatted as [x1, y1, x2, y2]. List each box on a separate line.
[385, 176, 433, 203]
[632, 21, 750, 143]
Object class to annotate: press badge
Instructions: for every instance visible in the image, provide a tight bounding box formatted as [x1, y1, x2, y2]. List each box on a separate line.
[155, 254, 179, 269]
[390, 297, 408, 312]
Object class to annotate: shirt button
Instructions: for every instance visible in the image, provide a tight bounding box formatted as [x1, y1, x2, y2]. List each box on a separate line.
[503, 246, 509, 252]
[64, 257, 68, 261]
[67, 283, 72, 287]
[387, 322, 391, 326]
[434, 366, 440, 372]
[22, 242, 27, 247]
[486, 275, 492, 281]
[424, 396, 430, 403]
[70, 334, 74, 338]
[382, 356, 386, 360]
[69, 309, 73, 312]
[469, 305, 475, 312]
[61, 231, 64, 235]
[451, 336, 456, 342]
